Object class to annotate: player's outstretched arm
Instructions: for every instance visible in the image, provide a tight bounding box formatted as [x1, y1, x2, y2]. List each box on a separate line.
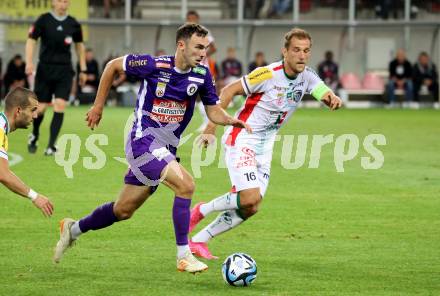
[0, 158, 53, 217]
[205, 79, 249, 127]
[204, 79, 245, 131]
[86, 56, 124, 130]
[199, 79, 248, 147]
[321, 91, 343, 110]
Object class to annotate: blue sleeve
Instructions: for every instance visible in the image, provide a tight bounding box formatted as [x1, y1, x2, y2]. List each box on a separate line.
[199, 69, 219, 106]
[122, 54, 155, 79]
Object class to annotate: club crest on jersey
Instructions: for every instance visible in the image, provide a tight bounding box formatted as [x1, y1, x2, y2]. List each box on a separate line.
[64, 36, 72, 45]
[187, 83, 198, 96]
[293, 90, 303, 102]
[287, 89, 303, 103]
[155, 82, 167, 97]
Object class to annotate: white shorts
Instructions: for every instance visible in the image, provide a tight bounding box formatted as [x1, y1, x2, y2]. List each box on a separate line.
[223, 133, 275, 197]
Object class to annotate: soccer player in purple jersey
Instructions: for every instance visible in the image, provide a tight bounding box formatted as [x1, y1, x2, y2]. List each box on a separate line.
[53, 23, 251, 273]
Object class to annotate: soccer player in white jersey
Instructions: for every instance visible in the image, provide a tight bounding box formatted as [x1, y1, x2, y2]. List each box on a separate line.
[189, 28, 342, 259]
[0, 87, 54, 217]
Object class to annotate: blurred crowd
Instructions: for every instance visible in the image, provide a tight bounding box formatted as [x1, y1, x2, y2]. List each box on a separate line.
[89, 0, 439, 20]
[0, 46, 437, 106]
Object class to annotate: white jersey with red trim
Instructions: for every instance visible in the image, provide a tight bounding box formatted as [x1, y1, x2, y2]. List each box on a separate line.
[223, 60, 323, 146]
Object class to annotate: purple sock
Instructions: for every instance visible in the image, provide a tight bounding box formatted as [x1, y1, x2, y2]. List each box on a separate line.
[172, 196, 191, 246]
[78, 202, 119, 233]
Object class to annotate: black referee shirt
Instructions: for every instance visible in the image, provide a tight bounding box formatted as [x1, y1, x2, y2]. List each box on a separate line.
[29, 12, 83, 65]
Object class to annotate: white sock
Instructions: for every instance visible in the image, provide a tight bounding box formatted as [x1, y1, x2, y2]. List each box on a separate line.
[192, 210, 244, 243]
[177, 244, 191, 259]
[199, 192, 239, 217]
[70, 221, 82, 240]
[196, 101, 209, 124]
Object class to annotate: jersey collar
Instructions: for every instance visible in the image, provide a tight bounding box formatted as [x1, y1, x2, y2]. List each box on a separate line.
[50, 11, 68, 22]
[0, 112, 10, 134]
[281, 61, 298, 81]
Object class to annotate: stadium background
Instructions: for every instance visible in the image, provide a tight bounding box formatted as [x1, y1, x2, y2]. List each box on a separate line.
[0, 1, 439, 295]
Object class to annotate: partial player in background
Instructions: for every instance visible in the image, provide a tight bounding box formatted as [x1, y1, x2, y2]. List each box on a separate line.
[186, 10, 218, 132]
[53, 23, 250, 273]
[0, 87, 54, 217]
[189, 28, 342, 259]
[26, 0, 87, 155]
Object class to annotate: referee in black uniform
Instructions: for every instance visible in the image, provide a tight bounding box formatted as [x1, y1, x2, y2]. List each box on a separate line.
[25, 0, 87, 155]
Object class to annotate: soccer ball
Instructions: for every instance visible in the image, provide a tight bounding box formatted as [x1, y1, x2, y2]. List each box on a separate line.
[221, 253, 257, 287]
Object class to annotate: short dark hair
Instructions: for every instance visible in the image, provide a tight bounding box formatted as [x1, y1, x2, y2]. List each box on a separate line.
[176, 23, 208, 44]
[284, 28, 312, 49]
[186, 10, 199, 19]
[419, 51, 429, 58]
[4, 87, 37, 112]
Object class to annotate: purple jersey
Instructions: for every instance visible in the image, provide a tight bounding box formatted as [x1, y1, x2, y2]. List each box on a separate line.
[123, 54, 219, 147]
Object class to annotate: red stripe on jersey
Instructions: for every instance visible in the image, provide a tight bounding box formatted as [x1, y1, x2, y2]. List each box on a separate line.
[225, 93, 263, 146]
[273, 64, 283, 71]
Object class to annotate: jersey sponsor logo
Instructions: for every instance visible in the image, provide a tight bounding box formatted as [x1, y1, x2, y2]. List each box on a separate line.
[64, 36, 72, 45]
[129, 59, 148, 67]
[154, 56, 171, 62]
[291, 82, 304, 88]
[248, 67, 272, 85]
[188, 76, 204, 83]
[156, 62, 171, 69]
[158, 77, 170, 83]
[236, 147, 256, 168]
[159, 71, 171, 78]
[186, 83, 198, 96]
[276, 92, 284, 106]
[273, 85, 288, 91]
[192, 67, 206, 75]
[155, 82, 166, 97]
[151, 98, 187, 123]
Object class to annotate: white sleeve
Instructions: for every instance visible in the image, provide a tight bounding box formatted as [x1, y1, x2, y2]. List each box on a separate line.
[305, 67, 324, 94]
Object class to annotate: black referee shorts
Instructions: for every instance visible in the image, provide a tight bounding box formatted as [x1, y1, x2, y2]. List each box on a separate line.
[34, 63, 75, 102]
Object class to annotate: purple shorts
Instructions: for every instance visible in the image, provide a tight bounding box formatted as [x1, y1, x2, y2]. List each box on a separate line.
[124, 136, 176, 192]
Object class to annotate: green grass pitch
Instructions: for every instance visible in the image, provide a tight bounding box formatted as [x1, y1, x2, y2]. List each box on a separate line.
[1, 106, 439, 295]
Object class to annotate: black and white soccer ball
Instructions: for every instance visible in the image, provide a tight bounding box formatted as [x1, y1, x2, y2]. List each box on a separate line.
[222, 253, 257, 287]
